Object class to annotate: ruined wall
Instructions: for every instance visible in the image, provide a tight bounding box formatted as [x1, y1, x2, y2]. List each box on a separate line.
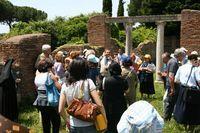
[181, 9, 200, 53]
[52, 44, 104, 57]
[164, 36, 180, 53]
[88, 15, 111, 49]
[0, 34, 51, 100]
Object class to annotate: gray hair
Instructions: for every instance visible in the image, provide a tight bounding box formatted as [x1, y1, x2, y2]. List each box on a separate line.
[42, 44, 51, 51]
[174, 48, 185, 57]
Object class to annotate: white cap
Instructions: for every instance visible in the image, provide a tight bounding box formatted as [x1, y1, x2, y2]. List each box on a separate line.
[42, 44, 51, 51]
[180, 47, 188, 53]
[191, 51, 198, 55]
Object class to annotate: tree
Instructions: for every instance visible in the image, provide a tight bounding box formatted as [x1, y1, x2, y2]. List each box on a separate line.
[128, 0, 200, 36]
[8, 14, 91, 47]
[102, 0, 112, 16]
[117, 0, 125, 30]
[0, 0, 15, 29]
[15, 6, 47, 22]
[0, 0, 47, 29]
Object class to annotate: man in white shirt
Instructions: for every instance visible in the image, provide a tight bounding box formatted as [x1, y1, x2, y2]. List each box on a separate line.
[175, 54, 200, 88]
[173, 54, 200, 128]
[100, 49, 112, 78]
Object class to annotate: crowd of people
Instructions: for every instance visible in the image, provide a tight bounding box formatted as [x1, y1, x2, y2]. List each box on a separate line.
[0, 42, 199, 132]
[33, 44, 200, 133]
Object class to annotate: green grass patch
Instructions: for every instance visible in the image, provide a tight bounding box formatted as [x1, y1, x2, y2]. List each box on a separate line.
[18, 82, 198, 132]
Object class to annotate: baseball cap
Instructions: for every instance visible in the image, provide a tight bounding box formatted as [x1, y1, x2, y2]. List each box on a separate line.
[191, 51, 198, 55]
[121, 56, 131, 63]
[87, 54, 99, 63]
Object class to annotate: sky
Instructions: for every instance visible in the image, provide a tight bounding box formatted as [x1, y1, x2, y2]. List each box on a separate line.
[0, 0, 130, 33]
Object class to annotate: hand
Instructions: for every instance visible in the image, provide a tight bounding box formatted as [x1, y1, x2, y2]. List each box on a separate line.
[15, 78, 21, 83]
[157, 71, 162, 76]
[50, 74, 59, 82]
[66, 120, 70, 129]
[142, 67, 147, 71]
[169, 89, 174, 96]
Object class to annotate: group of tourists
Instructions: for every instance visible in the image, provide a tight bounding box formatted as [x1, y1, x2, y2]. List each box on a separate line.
[160, 48, 200, 132]
[0, 42, 199, 133]
[33, 44, 200, 132]
[33, 45, 141, 133]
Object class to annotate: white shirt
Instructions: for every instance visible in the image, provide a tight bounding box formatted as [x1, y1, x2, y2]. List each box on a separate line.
[61, 79, 96, 127]
[175, 62, 200, 87]
[100, 56, 111, 76]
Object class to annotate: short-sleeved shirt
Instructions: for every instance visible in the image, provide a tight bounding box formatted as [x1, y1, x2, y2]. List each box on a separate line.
[175, 62, 200, 87]
[33, 72, 48, 106]
[53, 62, 65, 78]
[61, 79, 96, 127]
[166, 58, 179, 87]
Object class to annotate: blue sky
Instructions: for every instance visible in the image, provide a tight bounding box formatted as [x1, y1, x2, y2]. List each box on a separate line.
[0, 0, 130, 33]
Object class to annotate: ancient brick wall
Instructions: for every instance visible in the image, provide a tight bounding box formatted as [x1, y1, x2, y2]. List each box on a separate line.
[52, 44, 104, 57]
[87, 15, 111, 49]
[164, 36, 180, 53]
[181, 10, 200, 53]
[0, 34, 51, 100]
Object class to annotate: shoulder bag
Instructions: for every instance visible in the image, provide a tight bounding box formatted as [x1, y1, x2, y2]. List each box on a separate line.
[66, 80, 100, 122]
[183, 66, 200, 105]
[45, 73, 60, 107]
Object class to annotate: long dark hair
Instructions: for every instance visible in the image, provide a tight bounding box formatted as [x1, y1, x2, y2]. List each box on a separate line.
[67, 58, 89, 84]
[109, 62, 122, 76]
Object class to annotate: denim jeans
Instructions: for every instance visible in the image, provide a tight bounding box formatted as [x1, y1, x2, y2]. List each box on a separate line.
[70, 125, 97, 133]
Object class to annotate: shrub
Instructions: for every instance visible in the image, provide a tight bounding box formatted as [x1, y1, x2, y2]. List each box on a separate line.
[117, 26, 156, 48]
[132, 26, 156, 47]
[6, 14, 92, 48]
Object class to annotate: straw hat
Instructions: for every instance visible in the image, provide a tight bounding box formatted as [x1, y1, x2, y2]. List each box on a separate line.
[144, 54, 151, 60]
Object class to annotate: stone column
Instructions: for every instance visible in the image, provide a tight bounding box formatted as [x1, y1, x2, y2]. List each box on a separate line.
[155, 21, 166, 82]
[125, 23, 133, 56]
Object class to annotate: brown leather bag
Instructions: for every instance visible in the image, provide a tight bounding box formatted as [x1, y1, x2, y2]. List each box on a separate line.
[66, 80, 100, 122]
[67, 98, 99, 122]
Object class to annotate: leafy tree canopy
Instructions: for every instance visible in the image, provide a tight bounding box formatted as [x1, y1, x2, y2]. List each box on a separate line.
[0, 0, 47, 29]
[15, 6, 47, 22]
[128, 0, 200, 36]
[128, 0, 200, 16]
[117, 0, 125, 30]
[6, 13, 101, 48]
[102, 0, 112, 16]
[0, 0, 15, 28]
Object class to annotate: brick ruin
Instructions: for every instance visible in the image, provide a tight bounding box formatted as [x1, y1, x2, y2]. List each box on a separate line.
[87, 15, 111, 49]
[181, 10, 200, 53]
[0, 34, 51, 100]
[87, 9, 200, 53]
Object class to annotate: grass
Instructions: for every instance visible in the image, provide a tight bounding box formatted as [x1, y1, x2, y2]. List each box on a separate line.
[18, 82, 197, 132]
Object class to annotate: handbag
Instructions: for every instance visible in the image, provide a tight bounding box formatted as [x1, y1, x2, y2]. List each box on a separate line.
[45, 73, 60, 107]
[94, 113, 107, 132]
[182, 66, 200, 105]
[66, 80, 100, 122]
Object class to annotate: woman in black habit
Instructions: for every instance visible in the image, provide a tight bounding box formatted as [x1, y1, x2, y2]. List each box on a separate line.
[0, 58, 18, 121]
